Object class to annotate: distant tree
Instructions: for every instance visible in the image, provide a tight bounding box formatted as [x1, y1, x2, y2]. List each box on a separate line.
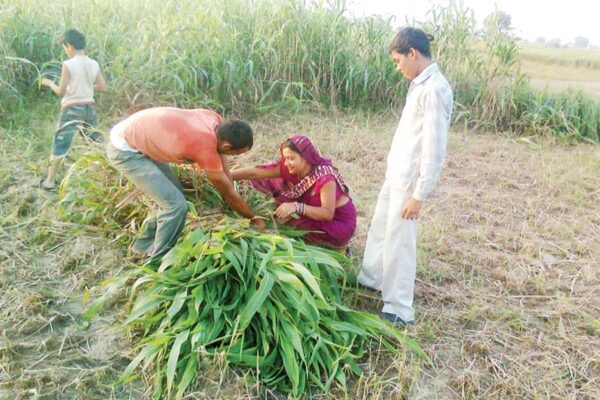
[484, 10, 512, 33]
[548, 38, 561, 48]
[573, 36, 589, 48]
[535, 37, 546, 44]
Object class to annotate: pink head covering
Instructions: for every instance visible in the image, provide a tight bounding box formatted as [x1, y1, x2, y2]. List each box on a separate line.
[282, 134, 332, 167]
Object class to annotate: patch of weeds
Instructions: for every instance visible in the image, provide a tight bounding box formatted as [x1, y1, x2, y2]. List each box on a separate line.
[16, 193, 36, 217]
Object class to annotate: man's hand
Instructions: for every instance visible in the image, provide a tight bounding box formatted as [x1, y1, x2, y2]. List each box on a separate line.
[250, 216, 267, 231]
[401, 197, 422, 220]
[206, 169, 258, 222]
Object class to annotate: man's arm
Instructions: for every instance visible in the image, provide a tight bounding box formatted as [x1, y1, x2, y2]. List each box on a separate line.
[412, 87, 451, 202]
[404, 85, 452, 219]
[205, 169, 266, 229]
[219, 154, 233, 181]
[42, 64, 69, 96]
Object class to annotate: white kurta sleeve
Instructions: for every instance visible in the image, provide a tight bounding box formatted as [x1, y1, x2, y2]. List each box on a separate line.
[412, 85, 452, 201]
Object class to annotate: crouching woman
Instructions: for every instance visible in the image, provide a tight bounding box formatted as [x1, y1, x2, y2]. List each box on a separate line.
[231, 134, 356, 249]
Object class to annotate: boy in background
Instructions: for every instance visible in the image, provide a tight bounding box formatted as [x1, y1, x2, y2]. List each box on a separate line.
[40, 29, 107, 190]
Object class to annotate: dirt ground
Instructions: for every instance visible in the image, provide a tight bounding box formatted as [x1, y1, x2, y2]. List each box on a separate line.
[1, 111, 599, 399]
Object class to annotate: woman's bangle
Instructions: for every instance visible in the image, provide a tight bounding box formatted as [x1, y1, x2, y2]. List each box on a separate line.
[250, 215, 261, 221]
[293, 202, 307, 216]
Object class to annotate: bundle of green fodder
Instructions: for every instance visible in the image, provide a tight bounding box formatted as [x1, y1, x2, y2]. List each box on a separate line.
[57, 151, 271, 231]
[108, 218, 423, 398]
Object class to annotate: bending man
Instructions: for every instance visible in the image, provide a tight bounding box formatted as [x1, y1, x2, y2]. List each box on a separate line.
[106, 107, 266, 261]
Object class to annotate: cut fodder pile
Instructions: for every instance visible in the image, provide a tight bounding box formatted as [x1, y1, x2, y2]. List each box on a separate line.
[85, 219, 424, 398]
[57, 151, 274, 232]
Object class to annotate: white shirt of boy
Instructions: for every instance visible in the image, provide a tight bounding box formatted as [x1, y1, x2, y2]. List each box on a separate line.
[61, 55, 100, 108]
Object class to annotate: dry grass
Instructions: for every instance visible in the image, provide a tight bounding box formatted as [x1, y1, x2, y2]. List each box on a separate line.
[1, 111, 599, 399]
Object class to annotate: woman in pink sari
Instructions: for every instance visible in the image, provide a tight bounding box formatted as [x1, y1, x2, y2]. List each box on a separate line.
[231, 135, 356, 248]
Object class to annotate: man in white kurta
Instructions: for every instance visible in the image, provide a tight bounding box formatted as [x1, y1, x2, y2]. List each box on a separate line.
[359, 27, 453, 324]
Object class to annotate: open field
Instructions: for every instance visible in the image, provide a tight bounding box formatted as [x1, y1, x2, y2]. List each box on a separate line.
[1, 109, 599, 399]
[519, 45, 600, 100]
[520, 45, 600, 69]
[521, 60, 600, 100]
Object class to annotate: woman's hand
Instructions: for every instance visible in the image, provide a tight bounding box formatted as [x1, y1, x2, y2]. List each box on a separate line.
[275, 202, 298, 222]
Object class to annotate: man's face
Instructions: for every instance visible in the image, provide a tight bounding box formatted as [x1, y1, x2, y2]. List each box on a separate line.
[391, 49, 418, 80]
[218, 141, 250, 156]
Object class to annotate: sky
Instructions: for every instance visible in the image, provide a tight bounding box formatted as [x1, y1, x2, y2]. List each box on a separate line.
[345, 0, 600, 46]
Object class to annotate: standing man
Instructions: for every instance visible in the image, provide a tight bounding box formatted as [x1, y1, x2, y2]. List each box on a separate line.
[359, 27, 453, 325]
[106, 107, 266, 261]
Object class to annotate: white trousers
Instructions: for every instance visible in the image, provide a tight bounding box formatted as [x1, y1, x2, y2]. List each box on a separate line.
[358, 179, 418, 322]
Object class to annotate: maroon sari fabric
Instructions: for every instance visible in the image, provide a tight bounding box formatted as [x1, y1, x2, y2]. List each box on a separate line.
[251, 135, 356, 248]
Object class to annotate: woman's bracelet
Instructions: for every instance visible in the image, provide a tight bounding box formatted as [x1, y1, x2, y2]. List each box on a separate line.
[294, 202, 306, 216]
[293, 202, 307, 216]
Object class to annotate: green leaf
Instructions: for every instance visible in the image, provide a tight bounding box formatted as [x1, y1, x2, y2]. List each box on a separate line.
[175, 353, 197, 400]
[82, 274, 130, 323]
[238, 272, 275, 330]
[117, 344, 161, 385]
[279, 331, 300, 395]
[167, 289, 188, 320]
[280, 320, 305, 361]
[285, 261, 325, 301]
[124, 297, 164, 325]
[167, 329, 190, 395]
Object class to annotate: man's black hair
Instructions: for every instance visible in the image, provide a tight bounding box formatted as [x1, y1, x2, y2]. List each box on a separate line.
[216, 119, 253, 150]
[388, 27, 433, 58]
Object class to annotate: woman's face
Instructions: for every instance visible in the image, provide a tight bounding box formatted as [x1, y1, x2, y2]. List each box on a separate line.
[282, 147, 311, 176]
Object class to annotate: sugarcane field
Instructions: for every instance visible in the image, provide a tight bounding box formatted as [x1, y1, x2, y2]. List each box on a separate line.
[1, 0, 599, 399]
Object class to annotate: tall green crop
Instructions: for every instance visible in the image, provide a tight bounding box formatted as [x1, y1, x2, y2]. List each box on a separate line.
[3, 0, 597, 137]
